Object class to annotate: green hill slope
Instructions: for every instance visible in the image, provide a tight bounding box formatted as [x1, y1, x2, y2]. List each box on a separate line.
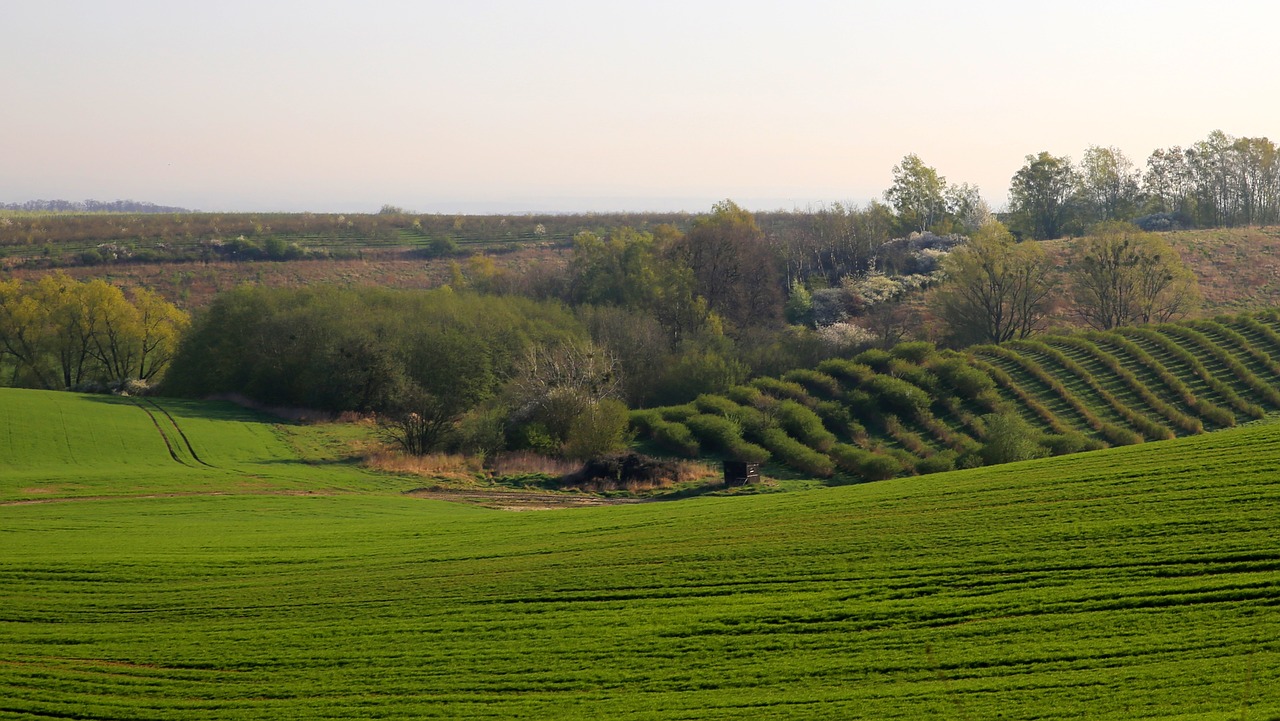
[0, 388, 398, 501]
[2, 404, 1278, 718]
[634, 309, 1280, 482]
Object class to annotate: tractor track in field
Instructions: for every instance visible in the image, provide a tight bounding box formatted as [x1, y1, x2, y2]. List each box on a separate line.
[144, 399, 217, 468]
[126, 398, 188, 466]
[123, 398, 218, 469]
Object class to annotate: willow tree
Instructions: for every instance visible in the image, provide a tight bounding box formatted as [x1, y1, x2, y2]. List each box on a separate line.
[932, 221, 1054, 346]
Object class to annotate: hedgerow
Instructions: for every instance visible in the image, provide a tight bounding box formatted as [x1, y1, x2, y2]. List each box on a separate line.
[781, 369, 842, 399]
[755, 428, 834, 477]
[750, 377, 815, 406]
[828, 443, 901, 480]
[1012, 340, 1174, 441]
[1120, 327, 1263, 419]
[773, 400, 836, 452]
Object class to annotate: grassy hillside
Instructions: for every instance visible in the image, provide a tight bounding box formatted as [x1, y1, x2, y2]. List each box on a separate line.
[633, 310, 1280, 482]
[0, 388, 400, 501]
[1, 390, 1278, 718]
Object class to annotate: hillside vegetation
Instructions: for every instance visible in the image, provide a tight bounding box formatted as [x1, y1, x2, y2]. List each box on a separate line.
[634, 309, 1280, 481]
[2, 388, 1279, 718]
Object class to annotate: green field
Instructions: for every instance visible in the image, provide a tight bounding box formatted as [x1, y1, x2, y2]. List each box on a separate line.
[2, 388, 1279, 719]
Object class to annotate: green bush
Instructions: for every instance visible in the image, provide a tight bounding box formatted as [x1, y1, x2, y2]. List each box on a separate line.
[830, 444, 903, 481]
[915, 450, 957, 475]
[685, 413, 745, 451]
[890, 341, 937, 364]
[725, 384, 765, 407]
[757, 428, 834, 477]
[782, 368, 842, 399]
[563, 399, 633, 460]
[1099, 423, 1142, 447]
[650, 419, 700, 456]
[853, 348, 893, 372]
[932, 357, 995, 399]
[751, 377, 815, 406]
[774, 400, 836, 452]
[864, 375, 931, 415]
[693, 394, 740, 417]
[816, 359, 875, 386]
[978, 412, 1048, 465]
[1041, 431, 1104, 456]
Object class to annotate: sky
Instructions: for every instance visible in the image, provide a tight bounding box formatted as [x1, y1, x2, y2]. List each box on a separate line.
[3, 0, 1278, 214]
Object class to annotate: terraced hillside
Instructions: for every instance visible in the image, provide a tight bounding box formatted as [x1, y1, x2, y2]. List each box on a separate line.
[633, 310, 1280, 482]
[2, 389, 1280, 718]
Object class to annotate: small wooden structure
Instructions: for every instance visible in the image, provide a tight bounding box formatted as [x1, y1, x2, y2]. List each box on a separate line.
[723, 460, 761, 486]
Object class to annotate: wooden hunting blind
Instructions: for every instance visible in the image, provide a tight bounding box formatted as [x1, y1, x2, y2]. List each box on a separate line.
[723, 461, 760, 486]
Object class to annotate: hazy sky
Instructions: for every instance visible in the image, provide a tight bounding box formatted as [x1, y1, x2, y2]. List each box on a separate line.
[3, 1, 1277, 213]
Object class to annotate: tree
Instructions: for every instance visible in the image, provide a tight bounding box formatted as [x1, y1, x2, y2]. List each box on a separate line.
[1008, 151, 1080, 239]
[945, 182, 991, 233]
[675, 200, 783, 332]
[0, 275, 187, 390]
[1143, 146, 1194, 216]
[1077, 145, 1140, 224]
[932, 221, 1054, 346]
[505, 338, 623, 455]
[884, 154, 948, 233]
[1071, 221, 1199, 329]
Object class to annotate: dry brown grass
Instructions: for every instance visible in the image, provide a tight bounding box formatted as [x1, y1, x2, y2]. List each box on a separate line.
[486, 451, 582, 478]
[363, 451, 485, 481]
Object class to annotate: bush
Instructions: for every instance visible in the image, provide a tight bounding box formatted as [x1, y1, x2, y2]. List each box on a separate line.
[1099, 423, 1142, 447]
[773, 400, 836, 452]
[756, 428, 835, 477]
[978, 412, 1048, 465]
[649, 419, 700, 456]
[816, 359, 875, 387]
[854, 348, 893, 372]
[685, 413, 746, 451]
[1041, 431, 1104, 456]
[563, 399, 633, 460]
[751, 377, 815, 406]
[829, 444, 901, 480]
[782, 368, 842, 399]
[693, 394, 740, 417]
[725, 384, 764, 407]
[864, 375, 931, 415]
[915, 450, 957, 474]
[932, 357, 995, 399]
[886, 359, 937, 392]
[890, 341, 937, 364]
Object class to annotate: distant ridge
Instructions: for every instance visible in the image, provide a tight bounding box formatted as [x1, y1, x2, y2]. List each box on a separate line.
[0, 199, 191, 213]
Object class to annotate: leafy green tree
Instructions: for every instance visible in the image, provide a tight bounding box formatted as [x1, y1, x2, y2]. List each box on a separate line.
[932, 221, 1054, 345]
[1071, 221, 1200, 330]
[0, 274, 187, 389]
[1009, 151, 1080, 239]
[1077, 145, 1140, 224]
[675, 200, 783, 332]
[1142, 146, 1195, 216]
[884, 154, 948, 233]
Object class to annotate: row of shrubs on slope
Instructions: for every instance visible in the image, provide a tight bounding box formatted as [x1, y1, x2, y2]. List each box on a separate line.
[630, 311, 1280, 482]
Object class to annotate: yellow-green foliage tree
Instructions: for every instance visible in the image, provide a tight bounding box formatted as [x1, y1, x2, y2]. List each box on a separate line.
[1071, 221, 1200, 330]
[932, 221, 1054, 346]
[0, 274, 188, 389]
